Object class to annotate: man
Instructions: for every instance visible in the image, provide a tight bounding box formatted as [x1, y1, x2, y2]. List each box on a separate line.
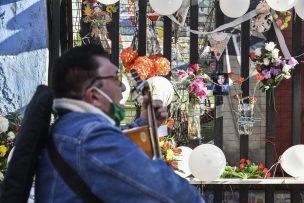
[36, 44, 204, 202]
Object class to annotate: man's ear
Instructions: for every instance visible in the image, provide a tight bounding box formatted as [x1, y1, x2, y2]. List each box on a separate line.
[83, 88, 101, 107]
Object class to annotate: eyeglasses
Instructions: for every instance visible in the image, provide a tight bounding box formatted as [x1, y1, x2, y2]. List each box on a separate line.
[87, 74, 122, 88]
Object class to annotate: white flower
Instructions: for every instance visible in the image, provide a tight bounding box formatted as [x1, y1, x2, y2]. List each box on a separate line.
[0, 116, 9, 133]
[264, 86, 270, 91]
[263, 58, 270, 66]
[0, 172, 3, 181]
[255, 48, 262, 56]
[272, 48, 280, 59]
[284, 72, 291, 79]
[7, 131, 15, 140]
[282, 64, 292, 72]
[265, 42, 276, 51]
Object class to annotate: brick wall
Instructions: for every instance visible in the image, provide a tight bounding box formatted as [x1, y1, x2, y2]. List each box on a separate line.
[275, 19, 304, 156]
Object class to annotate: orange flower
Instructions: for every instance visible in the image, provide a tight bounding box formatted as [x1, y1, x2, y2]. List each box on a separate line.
[173, 148, 182, 154]
[234, 77, 245, 84]
[132, 56, 154, 80]
[166, 117, 174, 129]
[159, 136, 165, 141]
[120, 47, 138, 71]
[256, 73, 264, 81]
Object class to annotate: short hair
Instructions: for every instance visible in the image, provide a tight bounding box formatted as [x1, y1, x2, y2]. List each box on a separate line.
[51, 44, 109, 98]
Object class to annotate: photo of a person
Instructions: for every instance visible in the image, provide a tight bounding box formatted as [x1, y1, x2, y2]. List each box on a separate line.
[211, 73, 229, 95]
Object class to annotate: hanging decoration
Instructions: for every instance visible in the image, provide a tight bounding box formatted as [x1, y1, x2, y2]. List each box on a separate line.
[208, 32, 231, 61]
[273, 10, 292, 31]
[82, 0, 118, 52]
[251, 1, 273, 33]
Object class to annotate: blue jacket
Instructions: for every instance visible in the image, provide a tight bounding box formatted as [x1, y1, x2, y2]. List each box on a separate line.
[36, 111, 203, 203]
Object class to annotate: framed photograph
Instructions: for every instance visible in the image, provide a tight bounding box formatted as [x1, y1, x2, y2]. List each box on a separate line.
[211, 73, 229, 95]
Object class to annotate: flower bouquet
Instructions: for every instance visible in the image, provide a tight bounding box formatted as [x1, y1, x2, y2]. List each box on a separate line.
[159, 136, 181, 170]
[173, 64, 209, 141]
[0, 112, 22, 183]
[221, 159, 271, 179]
[250, 42, 298, 92]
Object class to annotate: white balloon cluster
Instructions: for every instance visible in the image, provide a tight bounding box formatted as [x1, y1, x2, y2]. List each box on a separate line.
[280, 145, 304, 178]
[219, 0, 250, 18]
[149, 0, 183, 15]
[294, 0, 304, 20]
[98, 0, 119, 5]
[188, 144, 226, 181]
[266, 0, 298, 12]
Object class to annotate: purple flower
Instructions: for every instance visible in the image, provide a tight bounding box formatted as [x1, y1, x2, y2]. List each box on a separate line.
[288, 57, 299, 67]
[262, 70, 271, 79]
[270, 68, 280, 76]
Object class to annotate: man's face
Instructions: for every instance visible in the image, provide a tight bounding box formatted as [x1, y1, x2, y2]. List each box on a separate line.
[94, 56, 126, 104]
[217, 75, 225, 85]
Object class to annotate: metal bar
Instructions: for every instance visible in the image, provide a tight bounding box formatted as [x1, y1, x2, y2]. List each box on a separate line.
[213, 1, 224, 202]
[163, 16, 172, 62]
[49, 0, 61, 86]
[138, 0, 147, 56]
[66, 0, 73, 49]
[291, 12, 302, 203]
[190, 0, 198, 64]
[60, 0, 68, 53]
[265, 27, 276, 203]
[109, 2, 120, 66]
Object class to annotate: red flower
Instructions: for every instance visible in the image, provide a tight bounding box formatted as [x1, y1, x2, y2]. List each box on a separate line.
[159, 136, 165, 141]
[166, 117, 174, 129]
[263, 168, 271, 177]
[246, 159, 252, 164]
[147, 14, 159, 21]
[234, 77, 245, 84]
[240, 158, 246, 163]
[249, 52, 256, 61]
[239, 163, 245, 170]
[256, 73, 264, 81]
[249, 97, 257, 104]
[227, 72, 235, 77]
[15, 124, 21, 132]
[233, 93, 243, 100]
[258, 163, 264, 170]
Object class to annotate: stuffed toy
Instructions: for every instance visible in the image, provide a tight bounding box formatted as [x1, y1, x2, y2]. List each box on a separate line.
[251, 1, 273, 33]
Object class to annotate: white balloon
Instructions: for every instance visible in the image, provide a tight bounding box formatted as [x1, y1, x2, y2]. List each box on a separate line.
[189, 144, 226, 181]
[149, 0, 183, 15]
[147, 76, 174, 107]
[120, 74, 130, 105]
[175, 146, 192, 178]
[266, 0, 298, 11]
[219, 0, 250, 18]
[295, 0, 304, 20]
[98, 0, 119, 5]
[280, 145, 304, 178]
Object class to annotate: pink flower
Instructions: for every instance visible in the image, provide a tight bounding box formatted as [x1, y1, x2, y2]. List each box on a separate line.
[175, 70, 187, 79]
[187, 64, 200, 73]
[198, 88, 207, 100]
[195, 76, 204, 83]
[188, 82, 200, 94]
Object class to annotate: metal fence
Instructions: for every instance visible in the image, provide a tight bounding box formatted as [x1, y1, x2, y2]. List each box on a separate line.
[48, 0, 303, 202]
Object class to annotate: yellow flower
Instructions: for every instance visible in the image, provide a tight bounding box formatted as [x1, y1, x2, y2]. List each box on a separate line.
[106, 5, 113, 13]
[159, 141, 164, 148]
[0, 145, 8, 157]
[166, 149, 174, 160]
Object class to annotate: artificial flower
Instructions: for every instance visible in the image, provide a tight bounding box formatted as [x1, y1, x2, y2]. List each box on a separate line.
[0, 145, 7, 157]
[263, 58, 270, 66]
[0, 116, 9, 133]
[255, 48, 262, 56]
[272, 48, 280, 59]
[256, 73, 264, 81]
[234, 77, 245, 84]
[7, 131, 15, 140]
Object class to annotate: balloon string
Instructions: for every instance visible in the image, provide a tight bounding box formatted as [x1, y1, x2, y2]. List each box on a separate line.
[264, 162, 279, 179]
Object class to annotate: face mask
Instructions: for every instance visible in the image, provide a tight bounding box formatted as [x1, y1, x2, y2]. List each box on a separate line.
[93, 87, 125, 126]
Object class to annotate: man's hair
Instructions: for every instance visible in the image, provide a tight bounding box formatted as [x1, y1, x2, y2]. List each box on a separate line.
[51, 44, 109, 98]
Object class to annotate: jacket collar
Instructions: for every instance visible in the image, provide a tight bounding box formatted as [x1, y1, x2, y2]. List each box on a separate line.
[53, 98, 115, 126]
